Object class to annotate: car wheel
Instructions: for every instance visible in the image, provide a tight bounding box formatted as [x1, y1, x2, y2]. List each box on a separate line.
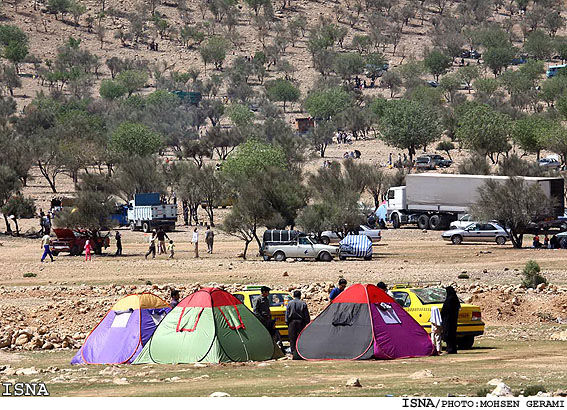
[142, 222, 150, 233]
[429, 215, 441, 230]
[417, 215, 430, 230]
[320, 236, 330, 245]
[273, 251, 286, 262]
[392, 213, 400, 229]
[496, 236, 506, 245]
[364, 255, 372, 261]
[451, 235, 463, 245]
[457, 336, 475, 350]
[52, 251, 59, 256]
[319, 251, 332, 262]
[129, 221, 136, 231]
[339, 255, 347, 261]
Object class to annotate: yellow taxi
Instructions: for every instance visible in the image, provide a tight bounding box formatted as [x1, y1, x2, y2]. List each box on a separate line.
[390, 285, 485, 349]
[233, 286, 292, 340]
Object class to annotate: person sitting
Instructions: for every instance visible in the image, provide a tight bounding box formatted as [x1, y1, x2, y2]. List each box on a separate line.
[533, 235, 542, 249]
[343, 151, 350, 159]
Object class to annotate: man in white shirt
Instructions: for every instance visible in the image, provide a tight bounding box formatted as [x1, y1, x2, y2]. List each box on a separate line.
[40, 234, 54, 262]
[191, 228, 199, 258]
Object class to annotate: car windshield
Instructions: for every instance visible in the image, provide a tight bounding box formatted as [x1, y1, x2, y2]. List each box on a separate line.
[416, 158, 429, 163]
[250, 293, 292, 307]
[412, 288, 447, 304]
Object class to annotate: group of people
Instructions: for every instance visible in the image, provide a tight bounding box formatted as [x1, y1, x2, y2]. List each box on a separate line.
[335, 130, 352, 145]
[353, 76, 375, 90]
[343, 150, 361, 159]
[532, 234, 566, 249]
[38, 209, 52, 236]
[144, 225, 215, 260]
[388, 152, 408, 169]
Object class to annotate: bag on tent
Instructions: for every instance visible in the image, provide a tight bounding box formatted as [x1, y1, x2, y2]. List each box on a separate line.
[296, 284, 435, 360]
[133, 287, 283, 364]
[71, 293, 171, 365]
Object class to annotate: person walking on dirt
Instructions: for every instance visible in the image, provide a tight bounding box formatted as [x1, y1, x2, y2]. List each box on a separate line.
[115, 231, 122, 256]
[38, 210, 45, 235]
[329, 278, 347, 301]
[167, 240, 175, 259]
[156, 228, 169, 255]
[145, 230, 157, 259]
[40, 234, 54, 263]
[84, 240, 93, 262]
[286, 290, 310, 359]
[205, 225, 214, 254]
[441, 286, 460, 354]
[191, 228, 199, 258]
[42, 215, 51, 235]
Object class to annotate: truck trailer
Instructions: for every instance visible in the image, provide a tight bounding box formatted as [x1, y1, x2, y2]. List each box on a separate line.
[387, 174, 565, 230]
[127, 193, 177, 232]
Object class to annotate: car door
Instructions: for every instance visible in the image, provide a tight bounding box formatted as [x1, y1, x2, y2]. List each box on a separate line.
[464, 223, 482, 242]
[298, 236, 317, 258]
[480, 224, 498, 241]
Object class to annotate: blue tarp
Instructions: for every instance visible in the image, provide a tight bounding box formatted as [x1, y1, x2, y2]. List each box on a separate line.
[339, 235, 372, 258]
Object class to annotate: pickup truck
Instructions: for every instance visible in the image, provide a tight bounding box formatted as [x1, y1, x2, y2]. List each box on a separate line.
[263, 234, 339, 262]
[128, 193, 177, 233]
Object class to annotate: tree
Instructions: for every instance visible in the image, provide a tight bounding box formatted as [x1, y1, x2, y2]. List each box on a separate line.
[457, 65, 480, 94]
[457, 153, 491, 175]
[0, 165, 20, 233]
[304, 87, 352, 120]
[199, 36, 229, 72]
[47, 0, 71, 20]
[222, 138, 287, 182]
[381, 70, 402, 98]
[511, 116, 554, 160]
[436, 140, 455, 160]
[265, 78, 300, 112]
[0, 26, 28, 73]
[226, 103, 254, 129]
[113, 156, 167, 201]
[68, 0, 86, 26]
[110, 122, 162, 157]
[333, 52, 365, 82]
[524, 30, 554, 60]
[380, 99, 443, 161]
[496, 153, 545, 177]
[115, 70, 147, 97]
[2, 194, 35, 236]
[423, 49, 452, 81]
[455, 104, 511, 163]
[199, 164, 226, 227]
[483, 46, 516, 76]
[99, 79, 127, 100]
[472, 177, 554, 248]
[307, 119, 335, 158]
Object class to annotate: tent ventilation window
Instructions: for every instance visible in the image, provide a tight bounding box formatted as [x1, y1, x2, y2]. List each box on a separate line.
[331, 304, 362, 326]
[375, 303, 401, 324]
[111, 309, 134, 328]
[176, 307, 204, 332]
[218, 306, 245, 330]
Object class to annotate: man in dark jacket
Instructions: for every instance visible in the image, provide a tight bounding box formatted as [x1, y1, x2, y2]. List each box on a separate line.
[253, 286, 282, 349]
[441, 286, 461, 354]
[285, 290, 310, 359]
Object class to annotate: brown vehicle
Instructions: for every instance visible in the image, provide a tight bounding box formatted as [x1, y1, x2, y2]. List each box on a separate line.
[50, 228, 110, 256]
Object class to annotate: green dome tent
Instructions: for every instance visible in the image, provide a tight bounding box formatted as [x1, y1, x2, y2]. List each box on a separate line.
[133, 287, 283, 364]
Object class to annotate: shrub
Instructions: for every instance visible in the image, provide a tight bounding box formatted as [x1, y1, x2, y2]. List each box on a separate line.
[23, 272, 37, 278]
[522, 260, 547, 288]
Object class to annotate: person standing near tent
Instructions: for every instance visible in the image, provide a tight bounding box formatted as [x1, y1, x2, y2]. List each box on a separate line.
[170, 289, 180, 308]
[191, 228, 199, 258]
[205, 225, 214, 254]
[329, 279, 347, 301]
[430, 306, 443, 354]
[115, 231, 122, 256]
[285, 290, 310, 359]
[377, 281, 394, 297]
[441, 286, 461, 354]
[254, 286, 282, 349]
[145, 230, 157, 259]
[40, 233, 54, 263]
[84, 239, 92, 262]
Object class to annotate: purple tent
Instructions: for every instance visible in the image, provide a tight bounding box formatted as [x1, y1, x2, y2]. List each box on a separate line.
[296, 284, 436, 360]
[71, 293, 171, 365]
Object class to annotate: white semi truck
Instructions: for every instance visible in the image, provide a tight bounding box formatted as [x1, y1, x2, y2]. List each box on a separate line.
[387, 174, 565, 230]
[128, 193, 177, 233]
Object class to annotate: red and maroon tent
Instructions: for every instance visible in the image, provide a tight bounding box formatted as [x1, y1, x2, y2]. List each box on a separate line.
[296, 284, 436, 360]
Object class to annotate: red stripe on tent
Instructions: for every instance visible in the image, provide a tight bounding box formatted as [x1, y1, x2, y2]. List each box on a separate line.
[217, 306, 245, 330]
[177, 307, 204, 332]
[178, 287, 242, 308]
[332, 284, 393, 304]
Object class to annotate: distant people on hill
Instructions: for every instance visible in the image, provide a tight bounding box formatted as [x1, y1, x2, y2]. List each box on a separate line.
[329, 279, 347, 301]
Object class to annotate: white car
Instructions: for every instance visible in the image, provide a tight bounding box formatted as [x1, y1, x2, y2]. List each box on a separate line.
[263, 236, 339, 262]
[442, 223, 510, 245]
[320, 225, 382, 245]
[449, 214, 477, 230]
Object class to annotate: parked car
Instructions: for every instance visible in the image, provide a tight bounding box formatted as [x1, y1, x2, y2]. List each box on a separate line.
[538, 157, 561, 170]
[426, 80, 439, 87]
[263, 233, 338, 261]
[512, 55, 528, 65]
[470, 50, 481, 59]
[338, 234, 373, 261]
[415, 154, 451, 170]
[449, 214, 476, 230]
[391, 285, 485, 349]
[415, 156, 434, 170]
[442, 223, 509, 245]
[233, 286, 293, 340]
[320, 225, 381, 245]
[50, 228, 110, 256]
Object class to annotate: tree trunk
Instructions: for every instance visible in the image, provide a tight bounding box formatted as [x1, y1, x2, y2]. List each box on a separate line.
[3, 214, 12, 234]
[37, 160, 57, 193]
[14, 218, 19, 236]
[242, 239, 251, 259]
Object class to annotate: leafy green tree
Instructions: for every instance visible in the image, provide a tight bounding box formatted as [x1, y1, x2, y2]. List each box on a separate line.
[226, 103, 254, 129]
[99, 79, 127, 100]
[244, 0, 270, 16]
[307, 119, 335, 158]
[0, 165, 20, 233]
[47, 0, 71, 20]
[364, 52, 386, 79]
[113, 156, 167, 201]
[436, 140, 455, 160]
[472, 177, 554, 248]
[199, 36, 229, 72]
[0, 26, 28, 72]
[68, 0, 86, 25]
[333, 52, 365, 82]
[2, 194, 35, 236]
[265, 78, 300, 112]
[115, 70, 147, 97]
[524, 30, 554, 60]
[540, 75, 567, 107]
[457, 65, 480, 94]
[483, 46, 516, 76]
[381, 70, 402, 98]
[512, 116, 554, 160]
[222, 138, 287, 182]
[456, 104, 511, 163]
[110, 122, 162, 157]
[543, 122, 567, 164]
[380, 99, 443, 161]
[439, 74, 462, 105]
[423, 49, 452, 81]
[304, 87, 352, 120]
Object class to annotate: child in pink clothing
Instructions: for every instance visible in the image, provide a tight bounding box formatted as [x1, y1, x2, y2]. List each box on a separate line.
[84, 240, 92, 261]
